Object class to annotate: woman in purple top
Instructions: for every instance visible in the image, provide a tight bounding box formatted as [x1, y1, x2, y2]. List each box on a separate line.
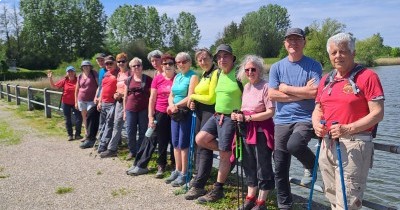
[74, 60, 98, 137]
[126, 54, 176, 177]
[231, 55, 275, 210]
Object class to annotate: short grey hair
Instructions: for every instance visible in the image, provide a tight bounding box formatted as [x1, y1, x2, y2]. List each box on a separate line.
[327, 32, 356, 54]
[129, 57, 142, 67]
[237, 55, 266, 82]
[176, 52, 192, 63]
[147, 50, 163, 61]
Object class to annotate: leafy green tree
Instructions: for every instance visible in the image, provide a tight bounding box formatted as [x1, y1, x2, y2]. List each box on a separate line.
[173, 12, 201, 52]
[356, 33, 384, 67]
[304, 18, 346, 68]
[391, 47, 400, 57]
[160, 13, 176, 49]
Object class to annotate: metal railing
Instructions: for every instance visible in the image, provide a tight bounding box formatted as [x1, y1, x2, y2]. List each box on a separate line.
[0, 82, 398, 210]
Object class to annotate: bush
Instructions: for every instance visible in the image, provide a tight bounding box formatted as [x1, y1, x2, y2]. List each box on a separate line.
[32, 94, 44, 110]
[0, 71, 46, 81]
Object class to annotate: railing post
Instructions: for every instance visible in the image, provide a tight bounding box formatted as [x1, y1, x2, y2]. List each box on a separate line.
[27, 86, 33, 111]
[0, 83, 3, 99]
[6, 84, 11, 102]
[16, 85, 20, 105]
[44, 88, 51, 118]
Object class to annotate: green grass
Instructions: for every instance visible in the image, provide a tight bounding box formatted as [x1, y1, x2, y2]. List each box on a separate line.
[111, 188, 131, 197]
[0, 166, 9, 179]
[0, 119, 21, 145]
[55, 186, 74, 194]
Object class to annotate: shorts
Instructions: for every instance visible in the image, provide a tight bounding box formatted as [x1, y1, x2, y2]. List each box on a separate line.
[200, 113, 235, 151]
[78, 100, 95, 112]
[319, 134, 373, 209]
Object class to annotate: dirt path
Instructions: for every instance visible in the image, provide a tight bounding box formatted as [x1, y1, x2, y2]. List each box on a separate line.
[0, 102, 207, 210]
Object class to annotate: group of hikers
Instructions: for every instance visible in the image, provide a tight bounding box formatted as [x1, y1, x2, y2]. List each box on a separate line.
[47, 28, 384, 210]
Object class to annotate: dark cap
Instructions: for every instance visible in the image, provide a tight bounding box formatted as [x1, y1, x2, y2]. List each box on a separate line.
[213, 44, 236, 61]
[285, 28, 305, 38]
[104, 55, 115, 63]
[96, 53, 106, 59]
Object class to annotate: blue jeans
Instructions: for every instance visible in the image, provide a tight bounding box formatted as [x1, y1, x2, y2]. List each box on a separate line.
[62, 103, 82, 136]
[126, 109, 148, 155]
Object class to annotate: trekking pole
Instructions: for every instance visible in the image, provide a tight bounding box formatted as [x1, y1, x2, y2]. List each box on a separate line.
[332, 121, 348, 210]
[308, 120, 326, 210]
[233, 113, 241, 209]
[185, 111, 196, 191]
[236, 111, 245, 207]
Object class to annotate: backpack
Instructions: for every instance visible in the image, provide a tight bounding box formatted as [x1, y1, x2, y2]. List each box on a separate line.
[216, 67, 243, 92]
[126, 74, 147, 95]
[323, 64, 378, 138]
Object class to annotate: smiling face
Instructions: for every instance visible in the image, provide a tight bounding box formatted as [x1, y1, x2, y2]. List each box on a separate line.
[216, 51, 234, 72]
[284, 35, 305, 56]
[175, 56, 191, 73]
[130, 61, 143, 76]
[328, 41, 355, 75]
[244, 61, 260, 84]
[196, 51, 213, 71]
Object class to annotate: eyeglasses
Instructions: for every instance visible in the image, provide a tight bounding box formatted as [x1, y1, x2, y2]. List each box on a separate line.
[105, 62, 114, 66]
[117, 60, 126, 64]
[176, 60, 189, 65]
[131, 64, 142, 68]
[162, 62, 175, 66]
[245, 68, 257, 73]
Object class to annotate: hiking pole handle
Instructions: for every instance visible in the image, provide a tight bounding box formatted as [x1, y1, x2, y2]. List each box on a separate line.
[308, 120, 326, 210]
[332, 121, 348, 210]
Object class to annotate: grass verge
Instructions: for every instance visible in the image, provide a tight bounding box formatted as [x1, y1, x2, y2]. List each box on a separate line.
[55, 186, 74, 194]
[111, 188, 131, 197]
[0, 118, 21, 146]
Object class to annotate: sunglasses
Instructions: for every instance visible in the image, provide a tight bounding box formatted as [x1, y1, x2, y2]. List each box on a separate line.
[131, 64, 142, 68]
[117, 60, 126, 64]
[105, 62, 114, 66]
[176, 60, 189, 65]
[162, 62, 175, 66]
[245, 68, 257, 73]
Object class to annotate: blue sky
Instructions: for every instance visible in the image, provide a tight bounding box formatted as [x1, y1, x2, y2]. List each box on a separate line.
[1, 0, 399, 48]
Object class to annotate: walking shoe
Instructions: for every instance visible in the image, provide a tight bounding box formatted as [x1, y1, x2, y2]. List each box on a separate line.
[301, 168, 313, 185]
[100, 150, 117, 158]
[155, 165, 165, 179]
[238, 196, 256, 210]
[126, 152, 135, 161]
[132, 167, 149, 176]
[126, 165, 137, 175]
[74, 135, 83, 140]
[197, 186, 224, 203]
[80, 140, 95, 149]
[171, 173, 187, 187]
[165, 170, 180, 184]
[251, 200, 267, 210]
[68, 135, 74, 141]
[184, 187, 207, 200]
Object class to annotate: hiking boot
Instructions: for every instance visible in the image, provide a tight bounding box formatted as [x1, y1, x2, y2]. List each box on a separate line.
[155, 165, 165, 179]
[80, 140, 95, 149]
[238, 196, 256, 210]
[132, 167, 149, 176]
[68, 135, 74, 141]
[197, 186, 224, 203]
[171, 173, 186, 187]
[100, 150, 117, 158]
[165, 170, 179, 184]
[74, 135, 83, 140]
[126, 152, 135, 161]
[301, 168, 313, 185]
[184, 187, 207, 200]
[97, 145, 107, 153]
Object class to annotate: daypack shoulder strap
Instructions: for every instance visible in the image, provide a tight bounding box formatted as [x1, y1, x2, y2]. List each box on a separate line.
[324, 64, 366, 95]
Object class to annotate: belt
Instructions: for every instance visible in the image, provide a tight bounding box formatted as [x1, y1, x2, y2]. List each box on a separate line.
[215, 112, 231, 116]
[326, 132, 372, 142]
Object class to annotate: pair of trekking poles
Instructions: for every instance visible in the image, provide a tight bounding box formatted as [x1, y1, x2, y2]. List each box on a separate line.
[308, 120, 348, 210]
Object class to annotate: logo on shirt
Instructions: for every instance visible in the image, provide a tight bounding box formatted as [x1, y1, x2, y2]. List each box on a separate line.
[343, 82, 353, 94]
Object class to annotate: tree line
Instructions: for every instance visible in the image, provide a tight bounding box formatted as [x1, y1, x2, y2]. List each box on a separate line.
[0, 1, 399, 71]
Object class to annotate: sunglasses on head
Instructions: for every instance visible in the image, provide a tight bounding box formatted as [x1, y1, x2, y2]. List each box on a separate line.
[131, 64, 142, 68]
[245, 68, 257, 73]
[176, 60, 189, 65]
[162, 62, 175, 66]
[117, 60, 126, 64]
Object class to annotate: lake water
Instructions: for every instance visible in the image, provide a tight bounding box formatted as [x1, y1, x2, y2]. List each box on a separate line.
[289, 65, 400, 209]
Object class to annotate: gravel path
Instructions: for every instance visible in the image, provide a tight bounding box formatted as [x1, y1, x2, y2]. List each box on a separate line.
[0, 102, 207, 210]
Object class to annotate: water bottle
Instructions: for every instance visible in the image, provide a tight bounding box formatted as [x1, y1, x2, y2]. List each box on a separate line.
[145, 120, 157, 137]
